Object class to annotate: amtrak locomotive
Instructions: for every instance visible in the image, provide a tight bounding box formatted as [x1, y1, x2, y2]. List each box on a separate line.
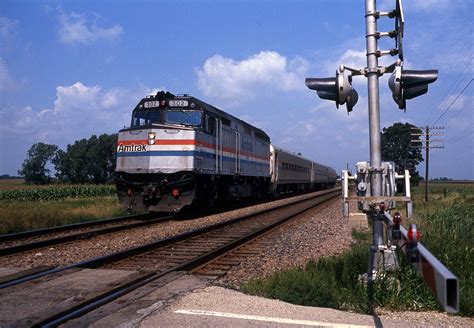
[116, 91, 336, 213]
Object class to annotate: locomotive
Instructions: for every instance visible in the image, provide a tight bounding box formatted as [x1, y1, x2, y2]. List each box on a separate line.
[115, 91, 336, 213]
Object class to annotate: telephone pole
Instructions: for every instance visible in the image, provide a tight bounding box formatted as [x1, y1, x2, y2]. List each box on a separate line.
[411, 126, 445, 202]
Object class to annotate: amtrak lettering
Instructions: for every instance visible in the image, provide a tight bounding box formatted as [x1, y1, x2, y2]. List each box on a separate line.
[117, 143, 147, 152]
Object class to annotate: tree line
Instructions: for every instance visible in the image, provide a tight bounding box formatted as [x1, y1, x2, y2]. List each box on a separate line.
[18, 134, 117, 185]
[381, 122, 423, 186]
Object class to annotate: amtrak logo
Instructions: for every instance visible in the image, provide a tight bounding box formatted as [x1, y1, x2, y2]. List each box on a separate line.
[117, 143, 147, 152]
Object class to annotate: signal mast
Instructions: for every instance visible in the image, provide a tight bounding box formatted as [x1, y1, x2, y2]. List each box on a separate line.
[306, 0, 459, 313]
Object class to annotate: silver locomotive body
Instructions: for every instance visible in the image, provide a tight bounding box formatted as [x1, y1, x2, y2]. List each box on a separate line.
[116, 92, 271, 212]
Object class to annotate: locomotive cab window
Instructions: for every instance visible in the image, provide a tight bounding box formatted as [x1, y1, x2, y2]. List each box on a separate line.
[131, 110, 162, 127]
[164, 109, 202, 126]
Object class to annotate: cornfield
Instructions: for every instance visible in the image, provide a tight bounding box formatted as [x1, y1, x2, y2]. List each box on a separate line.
[0, 185, 116, 201]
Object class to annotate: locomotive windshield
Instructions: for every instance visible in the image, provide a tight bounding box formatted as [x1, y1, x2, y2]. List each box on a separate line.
[164, 110, 201, 126]
[131, 108, 202, 127]
[131, 110, 162, 127]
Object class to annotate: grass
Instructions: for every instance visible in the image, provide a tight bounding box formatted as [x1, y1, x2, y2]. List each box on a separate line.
[0, 180, 128, 234]
[241, 182, 474, 316]
[0, 196, 127, 234]
[407, 182, 474, 316]
[242, 230, 438, 314]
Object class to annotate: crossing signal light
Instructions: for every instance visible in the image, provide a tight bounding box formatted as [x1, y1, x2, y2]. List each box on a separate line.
[391, 212, 402, 240]
[407, 223, 421, 243]
[393, 212, 401, 228]
[406, 223, 421, 263]
[389, 64, 438, 110]
[305, 66, 359, 113]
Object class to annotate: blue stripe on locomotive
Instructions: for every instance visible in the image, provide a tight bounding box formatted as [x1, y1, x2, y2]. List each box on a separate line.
[117, 150, 269, 169]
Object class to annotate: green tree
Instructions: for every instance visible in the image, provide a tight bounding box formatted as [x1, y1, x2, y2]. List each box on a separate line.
[18, 142, 59, 184]
[54, 134, 117, 183]
[381, 123, 423, 185]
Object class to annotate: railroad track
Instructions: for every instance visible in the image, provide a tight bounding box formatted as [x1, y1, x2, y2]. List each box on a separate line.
[0, 213, 172, 256]
[0, 188, 340, 327]
[0, 194, 298, 257]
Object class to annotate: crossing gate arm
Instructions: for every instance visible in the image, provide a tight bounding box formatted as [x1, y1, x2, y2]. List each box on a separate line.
[384, 212, 459, 313]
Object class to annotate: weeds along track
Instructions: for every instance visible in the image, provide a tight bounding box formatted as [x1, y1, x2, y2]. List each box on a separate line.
[0, 213, 172, 256]
[0, 188, 340, 326]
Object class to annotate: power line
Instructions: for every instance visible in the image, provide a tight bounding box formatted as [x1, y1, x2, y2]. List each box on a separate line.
[449, 130, 473, 144]
[431, 78, 474, 126]
[447, 124, 474, 144]
[437, 57, 473, 108]
[429, 41, 472, 106]
[424, 56, 473, 124]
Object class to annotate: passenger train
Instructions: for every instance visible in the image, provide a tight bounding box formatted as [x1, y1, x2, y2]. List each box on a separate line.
[115, 91, 337, 212]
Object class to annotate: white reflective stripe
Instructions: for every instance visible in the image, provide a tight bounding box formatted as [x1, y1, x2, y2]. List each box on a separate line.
[174, 309, 372, 328]
[404, 169, 411, 198]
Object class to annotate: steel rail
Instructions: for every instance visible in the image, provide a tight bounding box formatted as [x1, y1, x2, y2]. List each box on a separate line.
[384, 212, 459, 313]
[0, 215, 173, 256]
[79, 188, 341, 269]
[0, 188, 339, 290]
[0, 212, 157, 243]
[32, 189, 340, 327]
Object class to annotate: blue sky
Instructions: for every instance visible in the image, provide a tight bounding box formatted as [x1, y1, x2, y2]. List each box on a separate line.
[1, 0, 473, 179]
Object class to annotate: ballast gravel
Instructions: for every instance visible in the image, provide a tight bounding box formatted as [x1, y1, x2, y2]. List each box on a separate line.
[0, 191, 330, 268]
[216, 196, 355, 288]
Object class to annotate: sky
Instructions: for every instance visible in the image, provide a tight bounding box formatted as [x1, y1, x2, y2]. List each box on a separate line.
[0, 0, 473, 179]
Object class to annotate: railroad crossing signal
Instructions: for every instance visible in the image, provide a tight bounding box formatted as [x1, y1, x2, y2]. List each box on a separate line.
[306, 0, 459, 314]
[305, 65, 358, 113]
[389, 62, 438, 110]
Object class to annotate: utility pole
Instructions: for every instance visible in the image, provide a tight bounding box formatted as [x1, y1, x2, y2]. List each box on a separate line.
[425, 126, 430, 202]
[411, 126, 445, 202]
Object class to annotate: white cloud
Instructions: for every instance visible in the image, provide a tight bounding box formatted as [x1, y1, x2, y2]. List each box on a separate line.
[58, 12, 123, 45]
[1, 82, 164, 174]
[0, 57, 15, 91]
[196, 51, 309, 106]
[0, 82, 149, 147]
[339, 50, 367, 71]
[0, 16, 18, 42]
[411, 0, 455, 10]
[322, 48, 394, 78]
[265, 94, 371, 171]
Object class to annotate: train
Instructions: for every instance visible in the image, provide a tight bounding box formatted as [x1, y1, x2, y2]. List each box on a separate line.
[115, 91, 337, 213]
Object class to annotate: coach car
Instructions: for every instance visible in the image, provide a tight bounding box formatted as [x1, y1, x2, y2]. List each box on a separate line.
[270, 145, 337, 194]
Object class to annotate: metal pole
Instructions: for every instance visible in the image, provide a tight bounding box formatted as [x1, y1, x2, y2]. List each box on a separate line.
[425, 125, 430, 202]
[365, 0, 384, 279]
